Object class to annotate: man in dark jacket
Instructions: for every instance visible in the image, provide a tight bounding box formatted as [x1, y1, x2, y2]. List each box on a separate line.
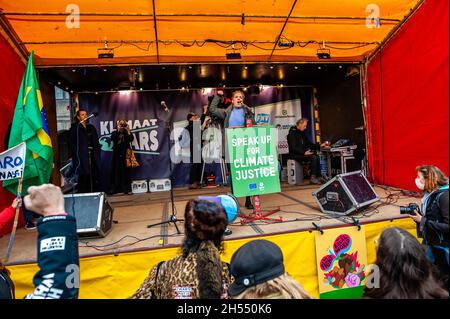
[185, 112, 203, 189]
[69, 109, 101, 193]
[209, 89, 256, 209]
[287, 118, 327, 185]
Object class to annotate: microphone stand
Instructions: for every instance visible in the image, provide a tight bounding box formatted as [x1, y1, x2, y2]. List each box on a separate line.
[147, 121, 183, 234]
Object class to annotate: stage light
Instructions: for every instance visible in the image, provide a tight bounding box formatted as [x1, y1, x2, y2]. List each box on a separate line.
[98, 48, 114, 58]
[98, 41, 114, 58]
[278, 40, 294, 48]
[226, 52, 241, 60]
[317, 48, 331, 59]
[226, 44, 241, 60]
[317, 41, 331, 59]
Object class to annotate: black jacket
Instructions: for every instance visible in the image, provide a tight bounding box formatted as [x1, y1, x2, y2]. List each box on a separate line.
[69, 122, 101, 176]
[418, 189, 449, 247]
[208, 95, 256, 128]
[286, 126, 318, 158]
[25, 214, 79, 299]
[0, 267, 14, 299]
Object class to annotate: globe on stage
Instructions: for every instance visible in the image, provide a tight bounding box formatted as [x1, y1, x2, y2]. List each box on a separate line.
[217, 194, 239, 223]
[197, 194, 240, 223]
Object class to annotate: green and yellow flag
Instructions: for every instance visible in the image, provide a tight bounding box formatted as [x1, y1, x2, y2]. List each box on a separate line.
[3, 51, 54, 196]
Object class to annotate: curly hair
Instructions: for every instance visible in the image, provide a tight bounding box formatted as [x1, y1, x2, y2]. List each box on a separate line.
[364, 227, 448, 299]
[182, 199, 228, 299]
[416, 165, 449, 193]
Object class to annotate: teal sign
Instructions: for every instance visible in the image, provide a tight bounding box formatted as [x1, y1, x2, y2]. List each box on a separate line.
[226, 126, 280, 197]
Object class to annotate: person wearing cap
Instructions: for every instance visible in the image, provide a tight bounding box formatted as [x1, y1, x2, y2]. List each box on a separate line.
[209, 89, 256, 209]
[228, 239, 313, 299]
[130, 198, 231, 299]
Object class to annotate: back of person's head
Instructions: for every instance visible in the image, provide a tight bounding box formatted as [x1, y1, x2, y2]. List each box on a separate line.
[183, 199, 228, 299]
[228, 239, 312, 299]
[364, 227, 448, 299]
[0, 263, 15, 299]
[416, 165, 449, 192]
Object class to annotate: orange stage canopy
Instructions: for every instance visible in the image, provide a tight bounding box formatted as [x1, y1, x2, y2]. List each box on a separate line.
[0, 0, 421, 66]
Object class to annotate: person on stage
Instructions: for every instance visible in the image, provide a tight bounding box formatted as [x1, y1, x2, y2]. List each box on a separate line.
[110, 119, 134, 194]
[69, 109, 101, 193]
[184, 112, 204, 189]
[287, 118, 328, 185]
[209, 89, 256, 209]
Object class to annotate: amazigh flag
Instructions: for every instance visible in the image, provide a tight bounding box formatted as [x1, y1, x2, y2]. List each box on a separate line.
[3, 51, 54, 195]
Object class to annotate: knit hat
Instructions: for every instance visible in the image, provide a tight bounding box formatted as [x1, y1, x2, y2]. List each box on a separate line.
[228, 239, 285, 296]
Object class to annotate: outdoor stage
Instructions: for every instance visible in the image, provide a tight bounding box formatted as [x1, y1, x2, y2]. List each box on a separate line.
[2, 181, 419, 298]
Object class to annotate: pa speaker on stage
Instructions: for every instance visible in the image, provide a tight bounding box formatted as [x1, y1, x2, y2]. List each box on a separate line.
[312, 171, 379, 215]
[64, 192, 114, 238]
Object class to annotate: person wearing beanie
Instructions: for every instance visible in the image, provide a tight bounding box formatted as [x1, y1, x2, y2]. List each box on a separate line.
[130, 199, 231, 299]
[228, 239, 313, 299]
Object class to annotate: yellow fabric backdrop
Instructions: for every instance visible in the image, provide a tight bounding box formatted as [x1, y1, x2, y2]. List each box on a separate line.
[9, 217, 416, 299]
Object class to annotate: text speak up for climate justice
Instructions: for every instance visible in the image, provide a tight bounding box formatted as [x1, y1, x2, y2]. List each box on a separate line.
[230, 134, 277, 181]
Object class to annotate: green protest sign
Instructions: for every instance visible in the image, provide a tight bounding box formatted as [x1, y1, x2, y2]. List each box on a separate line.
[226, 126, 280, 197]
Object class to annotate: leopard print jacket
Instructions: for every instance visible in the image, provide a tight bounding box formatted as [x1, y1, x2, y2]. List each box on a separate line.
[130, 251, 232, 299]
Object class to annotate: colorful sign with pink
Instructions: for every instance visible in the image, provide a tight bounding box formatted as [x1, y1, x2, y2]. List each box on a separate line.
[314, 226, 367, 298]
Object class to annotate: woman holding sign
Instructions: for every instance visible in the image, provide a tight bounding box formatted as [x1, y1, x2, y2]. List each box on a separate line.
[209, 89, 256, 209]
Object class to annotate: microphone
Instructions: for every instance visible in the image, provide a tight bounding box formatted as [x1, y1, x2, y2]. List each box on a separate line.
[161, 101, 169, 112]
[80, 112, 98, 123]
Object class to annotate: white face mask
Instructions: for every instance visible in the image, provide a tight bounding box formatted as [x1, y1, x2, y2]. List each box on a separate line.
[415, 178, 425, 190]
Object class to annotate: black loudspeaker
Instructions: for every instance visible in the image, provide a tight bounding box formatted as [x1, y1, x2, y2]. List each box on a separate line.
[63, 192, 114, 238]
[312, 171, 379, 215]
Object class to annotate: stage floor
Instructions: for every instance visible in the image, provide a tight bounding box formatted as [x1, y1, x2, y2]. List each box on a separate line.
[1, 182, 420, 265]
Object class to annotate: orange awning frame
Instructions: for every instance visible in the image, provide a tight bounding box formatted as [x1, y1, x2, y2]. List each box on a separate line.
[0, 0, 424, 67]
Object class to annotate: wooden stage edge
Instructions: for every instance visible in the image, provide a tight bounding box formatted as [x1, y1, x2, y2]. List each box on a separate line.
[1, 182, 420, 265]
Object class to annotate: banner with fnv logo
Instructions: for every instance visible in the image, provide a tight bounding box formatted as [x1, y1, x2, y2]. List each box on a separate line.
[227, 126, 280, 197]
[0, 143, 26, 181]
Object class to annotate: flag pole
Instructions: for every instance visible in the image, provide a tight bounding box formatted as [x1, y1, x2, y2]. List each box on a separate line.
[2, 178, 23, 263]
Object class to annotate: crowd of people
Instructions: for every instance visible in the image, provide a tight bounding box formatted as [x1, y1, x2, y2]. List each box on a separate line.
[0, 163, 448, 299]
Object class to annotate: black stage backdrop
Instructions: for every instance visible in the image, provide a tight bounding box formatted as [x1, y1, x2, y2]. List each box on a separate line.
[78, 87, 313, 191]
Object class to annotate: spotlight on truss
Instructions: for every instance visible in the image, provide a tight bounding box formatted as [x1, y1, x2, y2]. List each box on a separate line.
[98, 41, 114, 58]
[317, 48, 331, 59]
[278, 40, 294, 48]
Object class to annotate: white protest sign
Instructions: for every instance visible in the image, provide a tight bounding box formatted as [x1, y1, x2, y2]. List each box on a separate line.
[0, 142, 26, 181]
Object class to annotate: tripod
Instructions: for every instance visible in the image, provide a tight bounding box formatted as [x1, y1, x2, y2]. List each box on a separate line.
[147, 122, 183, 234]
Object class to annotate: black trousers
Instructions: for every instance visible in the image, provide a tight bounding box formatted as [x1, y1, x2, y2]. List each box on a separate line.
[290, 154, 321, 177]
[189, 162, 202, 184]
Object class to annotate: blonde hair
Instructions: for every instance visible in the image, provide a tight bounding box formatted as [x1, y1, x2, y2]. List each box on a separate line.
[416, 165, 449, 193]
[232, 273, 313, 299]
